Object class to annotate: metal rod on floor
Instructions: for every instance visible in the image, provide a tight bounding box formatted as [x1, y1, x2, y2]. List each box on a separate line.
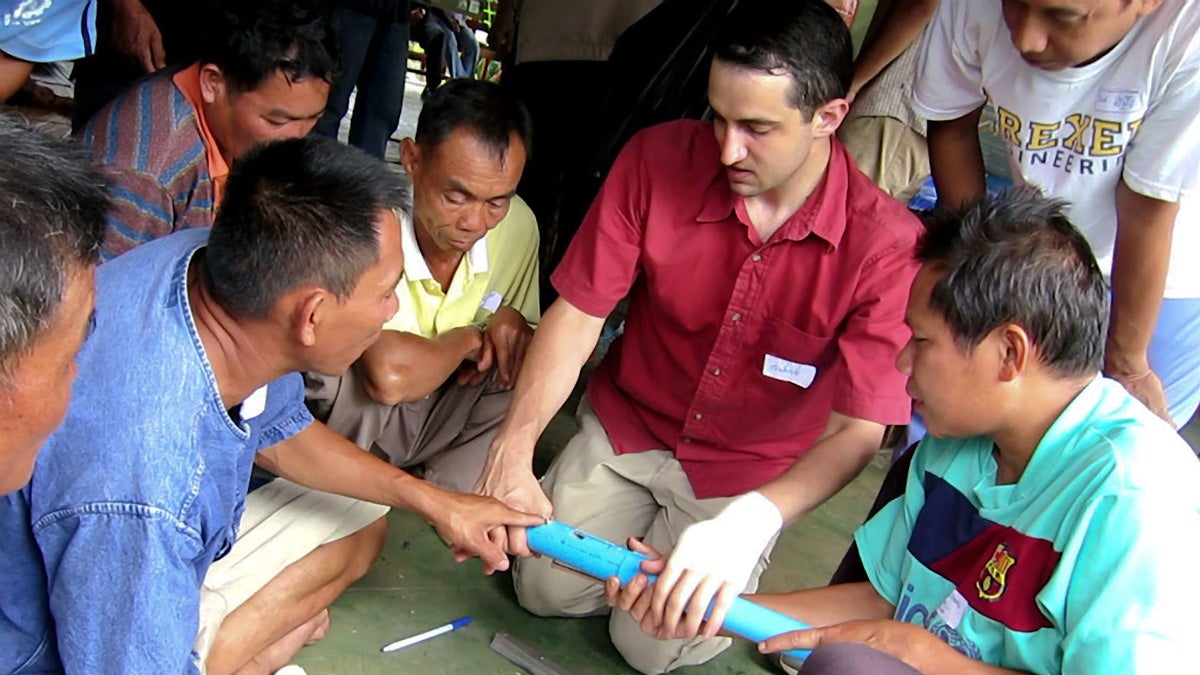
[489, 631, 574, 675]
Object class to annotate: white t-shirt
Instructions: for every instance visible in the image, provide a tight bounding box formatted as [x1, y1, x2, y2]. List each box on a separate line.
[912, 0, 1200, 298]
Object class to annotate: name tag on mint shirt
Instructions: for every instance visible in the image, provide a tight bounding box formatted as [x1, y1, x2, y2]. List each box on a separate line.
[763, 355, 816, 388]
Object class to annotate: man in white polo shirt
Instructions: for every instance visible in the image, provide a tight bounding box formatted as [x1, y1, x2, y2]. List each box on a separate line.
[914, 0, 1200, 429]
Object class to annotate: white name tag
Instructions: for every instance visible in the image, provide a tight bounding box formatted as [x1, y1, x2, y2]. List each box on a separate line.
[480, 291, 503, 313]
[240, 385, 269, 421]
[1095, 87, 1146, 114]
[935, 589, 969, 630]
[763, 355, 816, 388]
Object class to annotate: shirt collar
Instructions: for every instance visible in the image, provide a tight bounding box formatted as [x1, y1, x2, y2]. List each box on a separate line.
[1005, 374, 1104, 497]
[694, 139, 853, 248]
[400, 212, 490, 281]
[172, 64, 230, 203]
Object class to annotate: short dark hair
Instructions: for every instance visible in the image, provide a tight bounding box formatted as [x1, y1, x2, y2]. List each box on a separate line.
[200, 0, 339, 93]
[414, 79, 533, 164]
[0, 115, 108, 377]
[204, 135, 409, 319]
[713, 0, 852, 116]
[917, 187, 1108, 379]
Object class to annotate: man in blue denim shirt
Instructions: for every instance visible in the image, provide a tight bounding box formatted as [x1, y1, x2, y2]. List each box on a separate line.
[0, 115, 107, 496]
[0, 135, 542, 674]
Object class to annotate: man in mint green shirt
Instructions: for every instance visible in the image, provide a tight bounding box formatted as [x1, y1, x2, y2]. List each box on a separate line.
[607, 187, 1200, 673]
[306, 79, 538, 494]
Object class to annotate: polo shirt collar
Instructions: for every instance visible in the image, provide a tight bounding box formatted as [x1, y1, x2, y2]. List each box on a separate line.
[694, 139, 853, 248]
[400, 214, 490, 281]
[171, 64, 230, 205]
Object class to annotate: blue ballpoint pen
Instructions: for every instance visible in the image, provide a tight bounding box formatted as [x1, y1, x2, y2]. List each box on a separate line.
[381, 616, 473, 653]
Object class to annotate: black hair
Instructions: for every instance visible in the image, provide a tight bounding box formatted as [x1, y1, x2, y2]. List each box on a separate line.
[0, 115, 108, 377]
[204, 135, 409, 319]
[199, 0, 339, 92]
[713, 0, 853, 116]
[414, 79, 532, 164]
[917, 187, 1108, 379]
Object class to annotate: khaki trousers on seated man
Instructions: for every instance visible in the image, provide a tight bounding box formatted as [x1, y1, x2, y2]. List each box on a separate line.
[306, 367, 513, 492]
[513, 399, 780, 673]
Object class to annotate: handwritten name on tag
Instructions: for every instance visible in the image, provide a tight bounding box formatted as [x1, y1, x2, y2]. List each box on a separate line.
[763, 355, 816, 388]
[1095, 88, 1145, 115]
[480, 291, 503, 313]
[935, 589, 969, 630]
[241, 385, 269, 420]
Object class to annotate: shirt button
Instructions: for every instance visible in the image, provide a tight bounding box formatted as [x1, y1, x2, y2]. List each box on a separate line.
[712, 367, 721, 376]
[751, 253, 762, 262]
[682, 437, 692, 443]
[732, 313, 742, 322]
[694, 413, 703, 420]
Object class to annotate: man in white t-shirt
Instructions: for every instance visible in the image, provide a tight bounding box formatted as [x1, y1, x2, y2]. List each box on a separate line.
[913, 0, 1200, 429]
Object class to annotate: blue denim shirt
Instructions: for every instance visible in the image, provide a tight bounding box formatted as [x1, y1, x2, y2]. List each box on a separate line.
[0, 229, 313, 674]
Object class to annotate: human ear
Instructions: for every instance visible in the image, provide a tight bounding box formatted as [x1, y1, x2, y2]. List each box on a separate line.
[198, 64, 226, 105]
[997, 324, 1031, 383]
[400, 138, 421, 179]
[294, 291, 328, 348]
[810, 98, 850, 139]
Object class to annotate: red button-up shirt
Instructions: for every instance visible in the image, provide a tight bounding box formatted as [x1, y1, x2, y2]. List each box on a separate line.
[552, 120, 921, 498]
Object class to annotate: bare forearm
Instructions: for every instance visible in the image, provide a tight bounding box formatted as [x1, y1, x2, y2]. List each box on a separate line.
[257, 422, 440, 517]
[752, 583, 894, 627]
[850, 0, 939, 96]
[1106, 182, 1176, 374]
[358, 327, 480, 405]
[927, 111, 987, 207]
[488, 298, 606, 465]
[758, 417, 883, 523]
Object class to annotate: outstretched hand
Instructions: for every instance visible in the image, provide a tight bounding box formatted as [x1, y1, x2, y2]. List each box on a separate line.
[472, 449, 552, 557]
[759, 619, 942, 671]
[631, 493, 782, 641]
[427, 487, 544, 574]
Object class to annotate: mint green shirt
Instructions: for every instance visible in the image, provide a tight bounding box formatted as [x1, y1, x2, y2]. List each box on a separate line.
[857, 377, 1200, 674]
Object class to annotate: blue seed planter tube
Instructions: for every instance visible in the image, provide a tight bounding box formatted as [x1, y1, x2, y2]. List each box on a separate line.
[526, 521, 812, 661]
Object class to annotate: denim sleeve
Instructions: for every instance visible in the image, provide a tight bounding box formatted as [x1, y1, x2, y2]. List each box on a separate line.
[251, 372, 314, 451]
[34, 505, 206, 674]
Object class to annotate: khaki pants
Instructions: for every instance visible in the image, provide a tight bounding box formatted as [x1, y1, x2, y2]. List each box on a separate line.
[306, 367, 512, 492]
[194, 479, 390, 668]
[838, 115, 930, 203]
[513, 398, 778, 674]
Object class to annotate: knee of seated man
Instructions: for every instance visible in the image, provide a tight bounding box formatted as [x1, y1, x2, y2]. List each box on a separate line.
[512, 555, 599, 617]
[609, 610, 719, 675]
[342, 516, 389, 582]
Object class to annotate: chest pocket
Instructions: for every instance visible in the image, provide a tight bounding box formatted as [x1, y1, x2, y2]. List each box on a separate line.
[756, 319, 837, 379]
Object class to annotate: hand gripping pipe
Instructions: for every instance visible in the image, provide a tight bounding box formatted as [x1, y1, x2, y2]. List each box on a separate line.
[526, 521, 812, 661]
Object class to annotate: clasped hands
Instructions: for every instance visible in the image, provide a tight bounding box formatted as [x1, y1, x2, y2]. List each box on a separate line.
[457, 306, 532, 389]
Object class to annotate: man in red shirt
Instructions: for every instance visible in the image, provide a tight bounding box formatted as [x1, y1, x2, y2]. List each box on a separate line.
[475, 1, 922, 671]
